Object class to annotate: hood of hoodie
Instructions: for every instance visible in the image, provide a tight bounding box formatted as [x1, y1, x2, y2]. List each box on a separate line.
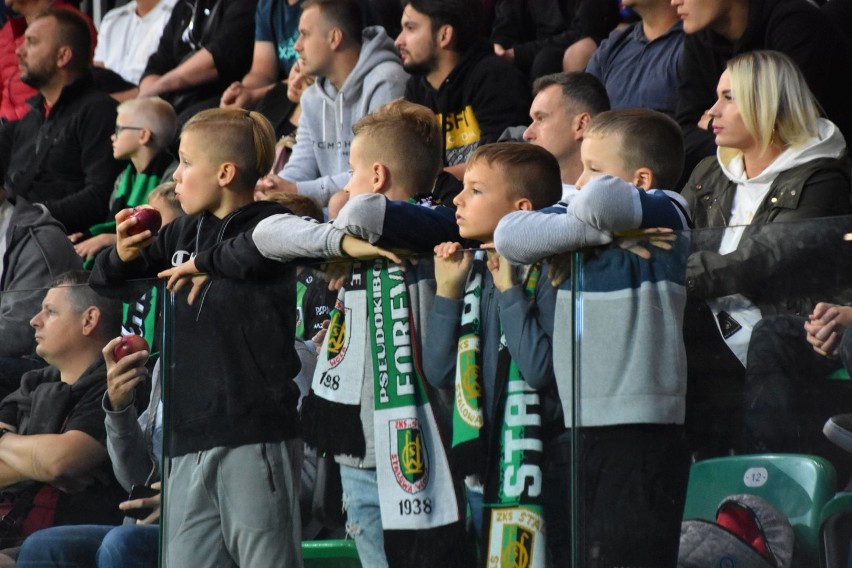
[313, 26, 399, 107]
[718, 118, 847, 185]
[8, 197, 66, 241]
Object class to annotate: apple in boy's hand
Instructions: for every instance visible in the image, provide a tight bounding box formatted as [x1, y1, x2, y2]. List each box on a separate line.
[113, 335, 149, 362]
[126, 206, 162, 237]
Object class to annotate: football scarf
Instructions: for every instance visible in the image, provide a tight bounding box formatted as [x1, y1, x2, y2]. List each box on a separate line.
[300, 265, 368, 458]
[483, 263, 547, 568]
[451, 251, 487, 478]
[367, 260, 458, 530]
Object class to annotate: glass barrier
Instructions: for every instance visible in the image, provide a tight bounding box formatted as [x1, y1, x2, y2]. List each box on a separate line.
[2, 214, 852, 567]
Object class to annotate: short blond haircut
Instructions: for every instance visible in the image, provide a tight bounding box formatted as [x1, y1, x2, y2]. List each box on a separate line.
[467, 142, 561, 209]
[585, 109, 684, 190]
[181, 109, 276, 190]
[351, 99, 442, 197]
[726, 50, 821, 155]
[117, 97, 178, 151]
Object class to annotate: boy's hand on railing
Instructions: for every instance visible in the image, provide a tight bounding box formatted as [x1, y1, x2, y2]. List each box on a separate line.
[341, 235, 402, 264]
[158, 259, 209, 305]
[486, 250, 514, 293]
[615, 227, 676, 260]
[434, 242, 471, 299]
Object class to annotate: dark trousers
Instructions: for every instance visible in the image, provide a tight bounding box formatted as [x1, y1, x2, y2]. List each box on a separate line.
[743, 314, 852, 482]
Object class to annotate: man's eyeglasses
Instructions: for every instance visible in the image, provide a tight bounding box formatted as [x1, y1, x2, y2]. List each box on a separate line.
[115, 125, 145, 136]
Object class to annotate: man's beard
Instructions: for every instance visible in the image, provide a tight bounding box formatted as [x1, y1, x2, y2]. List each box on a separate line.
[402, 60, 434, 76]
[402, 46, 439, 77]
[20, 66, 50, 89]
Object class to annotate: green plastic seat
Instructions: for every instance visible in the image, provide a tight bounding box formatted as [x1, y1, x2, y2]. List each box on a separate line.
[682, 454, 837, 566]
[820, 492, 852, 568]
[302, 539, 361, 568]
[827, 368, 851, 381]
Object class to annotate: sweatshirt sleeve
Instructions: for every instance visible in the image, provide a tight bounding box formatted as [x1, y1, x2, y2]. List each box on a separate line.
[251, 214, 346, 262]
[494, 207, 613, 264]
[192, 231, 291, 280]
[496, 271, 556, 390]
[422, 295, 463, 389]
[104, 394, 151, 492]
[569, 176, 691, 232]
[334, 194, 461, 251]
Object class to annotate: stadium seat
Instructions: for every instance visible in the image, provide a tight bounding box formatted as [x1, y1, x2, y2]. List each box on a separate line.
[682, 454, 837, 566]
[302, 539, 361, 568]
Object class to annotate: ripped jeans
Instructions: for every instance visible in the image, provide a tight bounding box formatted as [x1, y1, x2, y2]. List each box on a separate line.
[339, 464, 388, 568]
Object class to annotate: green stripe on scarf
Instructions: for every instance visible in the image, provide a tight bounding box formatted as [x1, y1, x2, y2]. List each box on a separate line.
[451, 251, 487, 477]
[484, 262, 547, 568]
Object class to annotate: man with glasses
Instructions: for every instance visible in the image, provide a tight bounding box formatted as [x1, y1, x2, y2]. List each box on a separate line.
[0, 8, 123, 234]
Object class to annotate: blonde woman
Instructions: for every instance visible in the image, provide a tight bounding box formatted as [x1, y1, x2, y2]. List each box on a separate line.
[680, 50, 852, 456]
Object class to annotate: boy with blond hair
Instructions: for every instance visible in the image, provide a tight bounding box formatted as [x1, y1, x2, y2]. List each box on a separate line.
[71, 96, 177, 263]
[91, 108, 304, 567]
[161, 99, 469, 568]
[493, 108, 692, 566]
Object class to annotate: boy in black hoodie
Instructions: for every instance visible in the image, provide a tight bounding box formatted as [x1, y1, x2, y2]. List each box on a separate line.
[89, 109, 304, 567]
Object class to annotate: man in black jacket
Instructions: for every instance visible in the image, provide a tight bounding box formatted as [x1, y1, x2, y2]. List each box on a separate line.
[396, 0, 531, 205]
[0, 8, 123, 235]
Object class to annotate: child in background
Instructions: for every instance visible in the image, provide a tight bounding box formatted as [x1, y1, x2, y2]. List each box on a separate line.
[423, 142, 562, 567]
[493, 109, 692, 567]
[72, 97, 177, 265]
[90, 108, 304, 567]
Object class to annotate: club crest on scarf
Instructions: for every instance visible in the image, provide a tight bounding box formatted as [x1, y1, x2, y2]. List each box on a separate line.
[390, 417, 429, 492]
[324, 299, 351, 367]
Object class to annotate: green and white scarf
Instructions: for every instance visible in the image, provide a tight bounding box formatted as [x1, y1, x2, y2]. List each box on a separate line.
[451, 251, 487, 477]
[456, 259, 547, 567]
[367, 260, 458, 530]
[306, 260, 458, 530]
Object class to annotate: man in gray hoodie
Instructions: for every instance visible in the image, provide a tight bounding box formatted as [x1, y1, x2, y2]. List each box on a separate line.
[257, 0, 408, 207]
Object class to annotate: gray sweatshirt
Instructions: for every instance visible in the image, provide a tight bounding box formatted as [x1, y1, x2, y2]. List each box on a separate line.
[280, 26, 408, 206]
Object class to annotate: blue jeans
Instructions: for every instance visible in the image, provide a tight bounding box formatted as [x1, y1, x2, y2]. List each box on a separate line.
[16, 523, 158, 568]
[339, 464, 387, 568]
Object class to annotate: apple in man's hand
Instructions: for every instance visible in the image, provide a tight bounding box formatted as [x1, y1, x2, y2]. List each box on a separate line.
[113, 335, 149, 362]
[126, 206, 162, 237]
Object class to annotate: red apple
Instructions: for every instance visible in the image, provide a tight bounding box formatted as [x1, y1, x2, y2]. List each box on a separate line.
[126, 205, 162, 237]
[113, 334, 149, 362]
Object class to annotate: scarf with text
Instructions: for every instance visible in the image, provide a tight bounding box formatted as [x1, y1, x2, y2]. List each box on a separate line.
[367, 260, 458, 530]
[483, 263, 547, 568]
[302, 260, 458, 531]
